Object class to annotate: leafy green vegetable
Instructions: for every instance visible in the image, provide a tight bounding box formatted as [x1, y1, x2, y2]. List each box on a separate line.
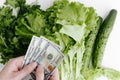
[0, 0, 119, 80]
[0, 6, 16, 63]
[56, 2, 98, 42]
[5, 0, 26, 8]
[0, 0, 47, 63]
[54, 2, 98, 79]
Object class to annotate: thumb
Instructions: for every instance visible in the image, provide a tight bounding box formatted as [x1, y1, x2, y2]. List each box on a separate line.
[18, 62, 37, 79]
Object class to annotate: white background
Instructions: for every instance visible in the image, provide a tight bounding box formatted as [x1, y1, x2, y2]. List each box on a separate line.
[0, 0, 120, 72]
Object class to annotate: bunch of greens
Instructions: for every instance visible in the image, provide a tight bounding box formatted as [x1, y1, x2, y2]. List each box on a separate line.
[0, 0, 119, 80]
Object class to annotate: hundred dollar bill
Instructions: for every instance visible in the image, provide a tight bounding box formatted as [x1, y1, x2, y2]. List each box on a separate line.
[22, 36, 41, 67]
[22, 36, 64, 80]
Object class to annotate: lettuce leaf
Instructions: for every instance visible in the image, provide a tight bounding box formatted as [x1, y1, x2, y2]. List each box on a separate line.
[53, 2, 98, 80]
[56, 2, 98, 42]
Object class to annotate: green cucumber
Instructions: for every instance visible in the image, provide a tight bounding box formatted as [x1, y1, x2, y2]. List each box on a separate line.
[82, 17, 103, 71]
[92, 9, 117, 68]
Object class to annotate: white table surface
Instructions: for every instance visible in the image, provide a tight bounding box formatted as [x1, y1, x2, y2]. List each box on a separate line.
[0, 0, 120, 72]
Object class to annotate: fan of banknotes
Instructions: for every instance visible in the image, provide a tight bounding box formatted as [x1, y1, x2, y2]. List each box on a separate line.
[22, 36, 64, 80]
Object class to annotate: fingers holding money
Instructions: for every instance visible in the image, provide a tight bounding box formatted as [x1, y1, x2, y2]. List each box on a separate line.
[18, 62, 37, 79]
[49, 69, 59, 80]
[22, 36, 63, 80]
[36, 65, 44, 80]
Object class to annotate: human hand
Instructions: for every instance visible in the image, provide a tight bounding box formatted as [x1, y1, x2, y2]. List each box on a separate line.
[0, 56, 60, 80]
[36, 65, 59, 80]
[0, 56, 37, 80]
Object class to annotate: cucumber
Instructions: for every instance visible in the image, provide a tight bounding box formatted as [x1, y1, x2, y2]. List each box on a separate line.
[92, 9, 117, 68]
[82, 17, 103, 71]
